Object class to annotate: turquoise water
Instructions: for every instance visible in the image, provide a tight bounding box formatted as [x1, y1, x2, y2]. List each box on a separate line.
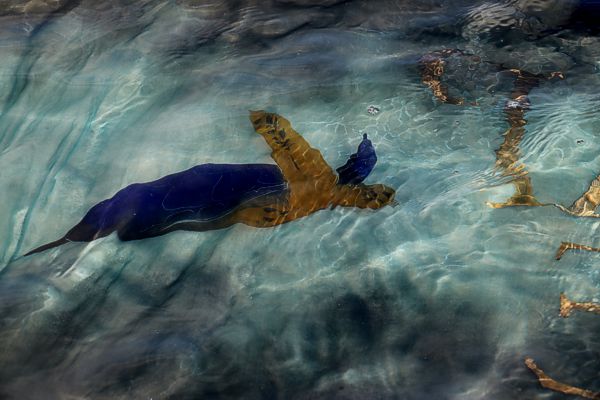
[1, 1, 600, 399]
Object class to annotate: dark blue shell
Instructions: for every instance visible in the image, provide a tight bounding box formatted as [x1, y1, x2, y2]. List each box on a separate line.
[66, 163, 287, 241]
[335, 134, 377, 185]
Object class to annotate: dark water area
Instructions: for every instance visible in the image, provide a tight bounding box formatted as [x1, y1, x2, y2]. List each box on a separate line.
[1, 1, 600, 399]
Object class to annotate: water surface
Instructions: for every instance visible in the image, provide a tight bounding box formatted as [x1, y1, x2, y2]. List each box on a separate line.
[1, 1, 600, 399]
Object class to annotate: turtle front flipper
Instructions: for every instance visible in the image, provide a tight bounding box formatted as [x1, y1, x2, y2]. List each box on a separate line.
[249, 111, 396, 220]
[331, 183, 396, 210]
[249, 111, 338, 206]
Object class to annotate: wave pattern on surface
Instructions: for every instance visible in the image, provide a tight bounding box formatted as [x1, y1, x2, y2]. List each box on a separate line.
[1, 1, 600, 399]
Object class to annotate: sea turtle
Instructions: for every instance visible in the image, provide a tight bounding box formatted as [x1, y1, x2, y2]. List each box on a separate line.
[25, 111, 395, 256]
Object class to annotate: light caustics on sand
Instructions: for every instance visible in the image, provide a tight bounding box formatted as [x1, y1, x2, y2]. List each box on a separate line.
[523, 293, 600, 399]
[419, 49, 559, 209]
[493, 71, 600, 399]
[523, 240, 600, 399]
[554, 176, 600, 218]
[527, 216, 600, 399]
[559, 293, 600, 318]
[556, 241, 600, 260]
[553, 176, 600, 258]
[486, 66, 600, 219]
[474, 62, 600, 222]
[485, 69, 564, 209]
[523, 292, 600, 399]
[420, 49, 600, 217]
[524, 358, 600, 400]
[421, 51, 599, 399]
[419, 49, 473, 106]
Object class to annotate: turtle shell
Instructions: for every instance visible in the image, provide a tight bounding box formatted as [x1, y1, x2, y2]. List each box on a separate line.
[66, 163, 287, 241]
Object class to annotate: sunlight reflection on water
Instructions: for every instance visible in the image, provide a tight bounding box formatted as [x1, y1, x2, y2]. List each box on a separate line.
[1, 1, 600, 399]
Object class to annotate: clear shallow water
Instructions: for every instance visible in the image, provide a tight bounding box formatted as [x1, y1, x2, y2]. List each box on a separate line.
[1, 1, 600, 399]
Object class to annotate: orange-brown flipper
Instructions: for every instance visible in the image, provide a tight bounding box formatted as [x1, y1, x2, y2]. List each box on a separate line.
[330, 183, 396, 210]
[249, 110, 338, 194]
[245, 111, 395, 225]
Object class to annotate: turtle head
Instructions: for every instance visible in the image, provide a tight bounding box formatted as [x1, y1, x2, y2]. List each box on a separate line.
[336, 133, 378, 185]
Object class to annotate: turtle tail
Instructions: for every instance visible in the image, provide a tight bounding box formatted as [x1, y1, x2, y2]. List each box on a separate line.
[23, 237, 69, 257]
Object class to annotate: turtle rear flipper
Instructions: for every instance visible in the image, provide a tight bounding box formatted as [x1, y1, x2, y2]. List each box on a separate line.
[23, 237, 69, 256]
